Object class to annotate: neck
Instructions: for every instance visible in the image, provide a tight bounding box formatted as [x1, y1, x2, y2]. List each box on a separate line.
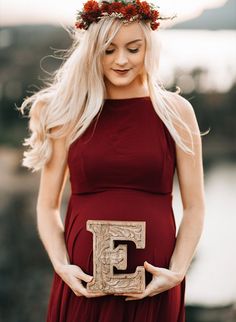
[104, 75, 149, 100]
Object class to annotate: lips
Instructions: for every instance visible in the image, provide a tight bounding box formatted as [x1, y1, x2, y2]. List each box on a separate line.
[112, 69, 130, 75]
[114, 69, 130, 71]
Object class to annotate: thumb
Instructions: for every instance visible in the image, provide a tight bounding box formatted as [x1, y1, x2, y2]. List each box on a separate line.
[76, 267, 93, 283]
[83, 273, 93, 283]
[144, 261, 158, 273]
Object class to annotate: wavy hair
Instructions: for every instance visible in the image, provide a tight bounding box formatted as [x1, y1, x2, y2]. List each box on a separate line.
[19, 18, 199, 172]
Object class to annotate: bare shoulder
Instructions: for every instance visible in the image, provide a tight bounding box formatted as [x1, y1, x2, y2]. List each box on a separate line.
[168, 91, 199, 132]
[169, 92, 197, 120]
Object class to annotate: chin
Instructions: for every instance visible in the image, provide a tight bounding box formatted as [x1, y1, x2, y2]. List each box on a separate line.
[110, 80, 134, 87]
[105, 75, 137, 87]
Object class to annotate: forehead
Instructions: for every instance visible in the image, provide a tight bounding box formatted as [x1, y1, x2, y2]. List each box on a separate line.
[107, 22, 145, 45]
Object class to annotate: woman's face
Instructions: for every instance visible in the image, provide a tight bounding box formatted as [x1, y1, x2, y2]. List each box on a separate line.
[101, 21, 146, 89]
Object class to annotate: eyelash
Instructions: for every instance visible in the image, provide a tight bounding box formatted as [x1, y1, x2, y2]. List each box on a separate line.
[105, 48, 139, 55]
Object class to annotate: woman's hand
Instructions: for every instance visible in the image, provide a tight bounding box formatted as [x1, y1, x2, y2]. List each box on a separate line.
[57, 264, 107, 298]
[115, 261, 184, 301]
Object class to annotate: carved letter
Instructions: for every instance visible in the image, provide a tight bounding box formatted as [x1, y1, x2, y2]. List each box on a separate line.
[86, 220, 146, 294]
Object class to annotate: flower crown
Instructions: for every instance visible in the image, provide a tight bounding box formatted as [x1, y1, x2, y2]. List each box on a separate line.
[75, 0, 177, 31]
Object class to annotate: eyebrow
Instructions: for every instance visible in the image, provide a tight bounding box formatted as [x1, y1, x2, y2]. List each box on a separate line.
[110, 39, 143, 46]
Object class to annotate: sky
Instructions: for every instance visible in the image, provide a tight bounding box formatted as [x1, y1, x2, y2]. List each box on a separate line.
[0, 0, 229, 26]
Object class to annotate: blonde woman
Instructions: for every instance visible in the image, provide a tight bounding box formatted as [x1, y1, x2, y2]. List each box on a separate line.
[20, 1, 205, 321]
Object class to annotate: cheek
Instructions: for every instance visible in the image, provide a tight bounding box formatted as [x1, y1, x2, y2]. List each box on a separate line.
[133, 56, 145, 70]
[132, 50, 145, 67]
[101, 61, 109, 77]
[139, 50, 145, 62]
[102, 55, 112, 65]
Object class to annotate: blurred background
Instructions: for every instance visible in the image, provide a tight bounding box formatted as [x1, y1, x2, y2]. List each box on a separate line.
[0, 0, 236, 321]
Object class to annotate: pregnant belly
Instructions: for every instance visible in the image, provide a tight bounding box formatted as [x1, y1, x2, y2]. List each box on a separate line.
[64, 189, 177, 283]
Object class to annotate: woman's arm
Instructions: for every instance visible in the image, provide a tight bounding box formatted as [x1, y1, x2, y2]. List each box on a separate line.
[36, 130, 106, 298]
[168, 95, 205, 278]
[36, 132, 70, 273]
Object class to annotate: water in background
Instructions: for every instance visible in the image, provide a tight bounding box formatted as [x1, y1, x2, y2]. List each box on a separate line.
[158, 30, 236, 93]
[173, 162, 236, 306]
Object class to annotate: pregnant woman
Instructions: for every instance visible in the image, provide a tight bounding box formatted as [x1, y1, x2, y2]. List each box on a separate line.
[20, 1, 205, 321]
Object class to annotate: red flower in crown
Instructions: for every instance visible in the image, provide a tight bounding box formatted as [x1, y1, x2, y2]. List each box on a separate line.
[82, 0, 101, 23]
[137, 1, 150, 16]
[84, 0, 99, 12]
[122, 4, 138, 19]
[75, 0, 176, 31]
[111, 2, 124, 13]
[100, 2, 110, 14]
[150, 21, 160, 29]
[151, 10, 160, 20]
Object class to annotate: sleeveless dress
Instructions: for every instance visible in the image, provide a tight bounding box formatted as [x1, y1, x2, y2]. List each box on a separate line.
[46, 96, 186, 322]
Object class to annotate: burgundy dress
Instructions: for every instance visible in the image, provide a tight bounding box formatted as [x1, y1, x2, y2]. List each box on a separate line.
[46, 96, 186, 322]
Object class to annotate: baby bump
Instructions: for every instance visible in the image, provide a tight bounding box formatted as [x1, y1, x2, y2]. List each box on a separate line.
[64, 190, 177, 278]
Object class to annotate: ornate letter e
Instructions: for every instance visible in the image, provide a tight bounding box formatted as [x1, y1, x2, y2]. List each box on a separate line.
[86, 220, 146, 294]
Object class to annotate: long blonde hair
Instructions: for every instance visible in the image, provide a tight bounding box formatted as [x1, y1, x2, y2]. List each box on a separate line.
[19, 18, 197, 172]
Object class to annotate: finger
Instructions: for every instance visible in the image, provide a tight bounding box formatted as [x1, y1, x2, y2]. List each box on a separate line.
[73, 291, 107, 298]
[75, 267, 93, 283]
[121, 293, 145, 300]
[125, 296, 143, 301]
[84, 288, 108, 297]
[143, 281, 158, 297]
[73, 280, 92, 297]
[148, 291, 159, 297]
[114, 294, 135, 296]
[80, 274, 93, 283]
[73, 290, 83, 297]
[81, 284, 108, 298]
[144, 261, 160, 274]
[123, 287, 152, 299]
[86, 292, 108, 298]
[117, 293, 142, 297]
[74, 287, 107, 298]
[77, 278, 108, 298]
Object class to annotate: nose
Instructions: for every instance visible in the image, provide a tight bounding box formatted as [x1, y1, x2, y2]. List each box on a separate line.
[114, 49, 128, 66]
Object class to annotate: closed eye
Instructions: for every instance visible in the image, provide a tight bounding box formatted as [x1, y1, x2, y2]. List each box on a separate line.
[128, 48, 139, 53]
[105, 49, 115, 55]
[105, 48, 140, 55]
